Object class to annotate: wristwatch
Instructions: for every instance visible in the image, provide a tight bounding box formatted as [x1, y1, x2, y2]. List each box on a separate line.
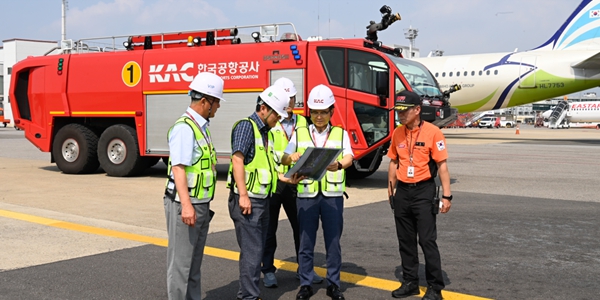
[442, 195, 453, 201]
[337, 161, 343, 170]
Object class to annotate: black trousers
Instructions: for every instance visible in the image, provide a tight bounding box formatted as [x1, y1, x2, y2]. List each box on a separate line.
[393, 180, 445, 290]
[261, 181, 300, 274]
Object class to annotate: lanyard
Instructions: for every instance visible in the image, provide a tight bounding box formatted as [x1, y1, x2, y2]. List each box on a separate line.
[186, 112, 212, 153]
[311, 126, 331, 147]
[282, 116, 296, 141]
[406, 122, 422, 167]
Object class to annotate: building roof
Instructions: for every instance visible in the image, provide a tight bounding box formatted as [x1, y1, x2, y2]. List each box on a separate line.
[2, 38, 57, 44]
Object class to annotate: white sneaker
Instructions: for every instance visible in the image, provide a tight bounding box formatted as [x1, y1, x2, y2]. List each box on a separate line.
[263, 272, 278, 288]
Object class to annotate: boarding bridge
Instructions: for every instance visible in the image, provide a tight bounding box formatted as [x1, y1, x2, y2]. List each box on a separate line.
[548, 100, 569, 129]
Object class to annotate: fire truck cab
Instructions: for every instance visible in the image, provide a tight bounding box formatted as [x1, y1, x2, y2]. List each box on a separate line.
[9, 22, 456, 177]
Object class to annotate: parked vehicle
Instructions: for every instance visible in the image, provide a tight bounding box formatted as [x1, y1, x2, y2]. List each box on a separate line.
[0, 108, 11, 128]
[478, 117, 498, 128]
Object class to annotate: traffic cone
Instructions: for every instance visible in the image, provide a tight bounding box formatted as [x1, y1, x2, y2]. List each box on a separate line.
[515, 124, 520, 135]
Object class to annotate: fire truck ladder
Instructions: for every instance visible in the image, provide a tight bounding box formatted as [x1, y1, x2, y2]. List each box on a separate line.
[548, 100, 569, 129]
[58, 22, 300, 54]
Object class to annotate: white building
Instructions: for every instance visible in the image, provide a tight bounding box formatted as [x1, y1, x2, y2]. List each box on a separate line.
[1, 39, 57, 125]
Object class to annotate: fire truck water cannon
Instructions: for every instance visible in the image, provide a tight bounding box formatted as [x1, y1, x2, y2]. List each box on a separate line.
[441, 84, 462, 105]
[366, 5, 401, 42]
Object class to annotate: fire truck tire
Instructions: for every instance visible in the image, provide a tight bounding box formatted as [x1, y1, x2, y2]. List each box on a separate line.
[52, 124, 100, 174]
[144, 157, 161, 168]
[346, 155, 382, 179]
[98, 124, 145, 177]
[2, 123, 6, 128]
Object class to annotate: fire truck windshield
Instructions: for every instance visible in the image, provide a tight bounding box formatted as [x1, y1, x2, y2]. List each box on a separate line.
[386, 54, 442, 98]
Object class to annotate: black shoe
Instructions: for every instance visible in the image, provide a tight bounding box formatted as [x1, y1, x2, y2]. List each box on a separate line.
[296, 285, 314, 300]
[326, 284, 345, 300]
[391, 281, 420, 298]
[422, 286, 442, 300]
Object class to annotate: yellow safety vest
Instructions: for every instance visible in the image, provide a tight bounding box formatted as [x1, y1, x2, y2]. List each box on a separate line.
[165, 117, 216, 204]
[296, 126, 346, 198]
[226, 118, 277, 199]
[268, 115, 307, 174]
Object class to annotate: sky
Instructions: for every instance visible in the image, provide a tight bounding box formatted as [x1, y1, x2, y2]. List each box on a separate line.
[0, 0, 581, 55]
[1, 0, 597, 96]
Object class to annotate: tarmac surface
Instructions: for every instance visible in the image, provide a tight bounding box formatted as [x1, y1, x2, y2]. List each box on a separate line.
[1, 124, 599, 300]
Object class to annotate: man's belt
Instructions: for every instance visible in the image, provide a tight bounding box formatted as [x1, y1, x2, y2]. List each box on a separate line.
[397, 178, 434, 188]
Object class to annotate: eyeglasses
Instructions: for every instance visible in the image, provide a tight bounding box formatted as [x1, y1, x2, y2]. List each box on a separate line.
[309, 110, 331, 117]
[204, 96, 220, 104]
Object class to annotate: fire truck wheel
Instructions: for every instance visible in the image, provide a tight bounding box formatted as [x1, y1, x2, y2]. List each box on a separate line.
[98, 124, 145, 177]
[52, 124, 100, 174]
[346, 155, 382, 179]
[2, 123, 6, 128]
[144, 157, 161, 168]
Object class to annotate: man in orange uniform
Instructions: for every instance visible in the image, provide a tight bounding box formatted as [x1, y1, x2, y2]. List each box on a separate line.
[387, 90, 453, 300]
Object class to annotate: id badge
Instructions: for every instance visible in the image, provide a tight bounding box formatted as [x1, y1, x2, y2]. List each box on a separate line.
[407, 166, 415, 178]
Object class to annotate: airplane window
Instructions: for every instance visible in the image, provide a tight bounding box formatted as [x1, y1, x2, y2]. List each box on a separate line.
[449, 72, 453, 77]
[479, 71, 482, 76]
[494, 70, 498, 75]
[456, 71, 460, 77]
[486, 70, 490, 75]
[464, 71, 467, 76]
[471, 71, 475, 76]
[435, 72, 438, 77]
[442, 72, 446, 77]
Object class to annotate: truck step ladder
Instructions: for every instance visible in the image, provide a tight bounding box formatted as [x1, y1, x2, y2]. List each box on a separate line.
[466, 111, 489, 126]
[548, 100, 569, 129]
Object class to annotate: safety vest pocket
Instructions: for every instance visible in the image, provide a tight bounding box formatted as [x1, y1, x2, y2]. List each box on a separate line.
[187, 172, 200, 189]
[255, 169, 272, 186]
[200, 171, 215, 188]
[325, 171, 344, 184]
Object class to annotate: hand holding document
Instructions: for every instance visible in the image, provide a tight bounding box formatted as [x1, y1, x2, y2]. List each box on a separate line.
[284, 147, 343, 181]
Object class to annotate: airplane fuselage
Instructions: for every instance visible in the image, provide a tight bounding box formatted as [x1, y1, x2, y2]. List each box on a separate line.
[568, 101, 600, 122]
[415, 50, 600, 113]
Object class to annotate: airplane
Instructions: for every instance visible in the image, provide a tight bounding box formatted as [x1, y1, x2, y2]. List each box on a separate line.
[541, 101, 600, 128]
[413, 0, 600, 114]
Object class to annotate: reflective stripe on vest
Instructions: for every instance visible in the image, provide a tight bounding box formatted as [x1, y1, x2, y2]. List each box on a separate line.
[296, 126, 346, 198]
[165, 117, 216, 204]
[269, 115, 307, 174]
[226, 118, 277, 199]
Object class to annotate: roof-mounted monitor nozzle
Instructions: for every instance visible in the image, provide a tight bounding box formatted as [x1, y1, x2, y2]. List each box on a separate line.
[366, 5, 401, 42]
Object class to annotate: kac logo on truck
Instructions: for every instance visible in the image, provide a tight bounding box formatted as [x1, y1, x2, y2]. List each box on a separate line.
[149, 63, 195, 83]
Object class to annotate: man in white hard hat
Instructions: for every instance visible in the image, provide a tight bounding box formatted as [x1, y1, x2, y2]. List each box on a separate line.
[164, 72, 224, 300]
[282, 84, 354, 300]
[227, 84, 300, 300]
[262, 78, 323, 288]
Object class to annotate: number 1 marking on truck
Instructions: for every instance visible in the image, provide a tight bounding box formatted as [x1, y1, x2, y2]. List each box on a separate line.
[122, 61, 141, 87]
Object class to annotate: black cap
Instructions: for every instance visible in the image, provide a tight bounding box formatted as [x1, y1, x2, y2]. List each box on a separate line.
[394, 90, 422, 111]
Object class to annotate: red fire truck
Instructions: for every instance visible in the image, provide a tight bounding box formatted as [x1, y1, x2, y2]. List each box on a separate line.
[9, 22, 457, 177]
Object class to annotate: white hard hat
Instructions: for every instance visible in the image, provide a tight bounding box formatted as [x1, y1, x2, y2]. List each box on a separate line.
[273, 77, 297, 98]
[189, 72, 226, 101]
[307, 84, 335, 109]
[259, 86, 289, 118]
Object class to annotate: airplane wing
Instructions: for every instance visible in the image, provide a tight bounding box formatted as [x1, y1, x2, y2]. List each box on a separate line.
[571, 52, 600, 69]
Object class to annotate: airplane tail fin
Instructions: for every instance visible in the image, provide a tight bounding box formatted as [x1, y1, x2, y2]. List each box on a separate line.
[534, 0, 600, 51]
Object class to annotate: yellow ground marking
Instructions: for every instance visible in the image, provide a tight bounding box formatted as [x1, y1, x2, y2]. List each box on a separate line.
[0, 209, 491, 300]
